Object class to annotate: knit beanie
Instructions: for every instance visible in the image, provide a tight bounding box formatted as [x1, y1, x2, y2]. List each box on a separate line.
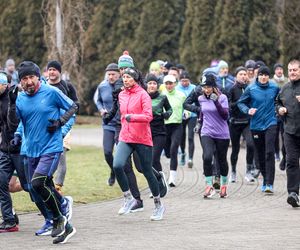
[257, 66, 271, 76]
[18, 61, 40, 80]
[273, 63, 283, 71]
[149, 61, 160, 72]
[245, 60, 256, 69]
[105, 63, 119, 72]
[5, 59, 15, 68]
[0, 72, 8, 84]
[201, 74, 216, 87]
[123, 67, 139, 80]
[180, 71, 190, 80]
[235, 66, 247, 76]
[145, 74, 159, 84]
[254, 60, 266, 70]
[118, 51, 134, 69]
[47, 60, 62, 73]
[218, 60, 228, 71]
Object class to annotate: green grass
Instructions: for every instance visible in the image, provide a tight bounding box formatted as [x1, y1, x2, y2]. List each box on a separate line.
[12, 145, 147, 213]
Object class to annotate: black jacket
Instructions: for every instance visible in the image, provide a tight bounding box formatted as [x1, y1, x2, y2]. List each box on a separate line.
[0, 87, 20, 153]
[276, 79, 300, 136]
[228, 81, 250, 124]
[183, 85, 202, 115]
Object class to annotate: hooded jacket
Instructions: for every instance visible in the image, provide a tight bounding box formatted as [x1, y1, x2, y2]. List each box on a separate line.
[118, 84, 153, 146]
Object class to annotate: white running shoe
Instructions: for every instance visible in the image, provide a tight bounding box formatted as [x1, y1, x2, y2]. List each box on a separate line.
[118, 196, 136, 215]
[150, 204, 165, 221]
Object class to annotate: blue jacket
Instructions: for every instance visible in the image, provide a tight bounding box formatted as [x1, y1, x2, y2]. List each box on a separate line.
[96, 79, 118, 131]
[237, 81, 279, 131]
[216, 74, 235, 97]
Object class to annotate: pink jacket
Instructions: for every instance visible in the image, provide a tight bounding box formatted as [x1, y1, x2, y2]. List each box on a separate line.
[119, 84, 153, 146]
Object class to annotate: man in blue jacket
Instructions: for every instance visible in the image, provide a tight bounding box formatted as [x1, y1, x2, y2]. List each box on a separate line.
[238, 66, 279, 194]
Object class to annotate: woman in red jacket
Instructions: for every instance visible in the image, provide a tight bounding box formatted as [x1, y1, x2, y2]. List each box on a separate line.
[113, 68, 165, 221]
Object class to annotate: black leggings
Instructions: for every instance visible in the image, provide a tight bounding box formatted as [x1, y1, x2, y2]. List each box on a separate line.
[152, 135, 166, 172]
[180, 117, 197, 159]
[229, 123, 254, 171]
[251, 125, 277, 185]
[103, 129, 115, 175]
[165, 124, 182, 171]
[201, 136, 229, 177]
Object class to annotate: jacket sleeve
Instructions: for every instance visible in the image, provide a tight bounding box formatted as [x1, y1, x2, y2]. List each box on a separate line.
[7, 100, 20, 132]
[275, 87, 286, 116]
[96, 85, 104, 111]
[183, 87, 201, 114]
[237, 87, 251, 115]
[129, 92, 153, 123]
[162, 95, 173, 119]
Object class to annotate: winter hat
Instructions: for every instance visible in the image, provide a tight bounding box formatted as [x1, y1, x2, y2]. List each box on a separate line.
[164, 62, 174, 70]
[257, 66, 271, 76]
[18, 61, 40, 80]
[176, 64, 186, 70]
[5, 59, 15, 68]
[0, 72, 8, 84]
[218, 60, 229, 71]
[245, 60, 256, 69]
[105, 63, 119, 72]
[156, 60, 165, 67]
[145, 74, 159, 84]
[180, 71, 190, 80]
[273, 63, 283, 71]
[47, 60, 62, 73]
[235, 66, 247, 76]
[118, 51, 134, 69]
[123, 67, 139, 80]
[201, 74, 216, 87]
[163, 75, 176, 84]
[149, 61, 160, 72]
[254, 60, 265, 70]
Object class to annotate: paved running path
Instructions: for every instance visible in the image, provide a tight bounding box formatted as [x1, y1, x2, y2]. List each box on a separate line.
[2, 127, 300, 250]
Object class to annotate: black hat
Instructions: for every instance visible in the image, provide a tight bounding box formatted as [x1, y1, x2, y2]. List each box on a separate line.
[254, 60, 266, 70]
[47, 60, 62, 73]
[145, 74, 158, 84]
[18, 61, 40, 80]
[257, 66, 271, 76]
[176, 64, 186, 70]
[164, 62, 174, 70]
[105, 63, 119, 72]
[273, 63, 283, 71]
[235, 66, 247, 76]
[245, 60, 255, 69]
[201, 74, 216, 87]
[180, 71, 190, 80]
[123, 68, 139, 80]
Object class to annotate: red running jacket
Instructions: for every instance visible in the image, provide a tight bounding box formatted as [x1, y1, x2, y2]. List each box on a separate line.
[119, 84, 153, 146]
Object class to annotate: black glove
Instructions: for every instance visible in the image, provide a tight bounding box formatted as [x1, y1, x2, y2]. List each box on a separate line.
[47, 119, 62, 133]
[8, 86, 19, 104]
[102, 113, 110, 125]
[10, 134, 22, 147]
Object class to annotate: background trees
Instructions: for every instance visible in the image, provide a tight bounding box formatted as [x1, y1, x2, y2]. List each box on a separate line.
[0, 0, 299, 114]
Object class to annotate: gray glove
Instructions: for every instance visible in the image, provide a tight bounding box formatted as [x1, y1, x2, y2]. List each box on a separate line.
[210, 93, 218, 102]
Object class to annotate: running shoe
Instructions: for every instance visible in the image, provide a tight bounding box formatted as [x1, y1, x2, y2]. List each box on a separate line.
[51, 216, 67, 237]
[252, 168, 260, 179]
[187, 159, 193, 168]
[159, 171, 169, 198]
[118, 196, 135, 215]
[53, 223, 76, 244]
[150, 203, 165, 221]
[229, 172, 237, 183]
[180, 153, 186, 166]
[287, 192, 300, 208]
[35, 219, 53, 236]
[219, 185, 228, 198]
[212, 176, 220, 191]
[61, 196, 73, 221]
[261, 184, 266, 192]
[203, 186, 215, 198]
[245, 172, 255, 183]
[130, 199, 144, 213]
[264, 184, 274, 194]
[0, 221, 18, 233]
[12, 208, 19, 225]
[107, 174, 115, 186]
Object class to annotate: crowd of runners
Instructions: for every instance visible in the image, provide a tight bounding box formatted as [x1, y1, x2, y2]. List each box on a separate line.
[0, 52, 299, 245]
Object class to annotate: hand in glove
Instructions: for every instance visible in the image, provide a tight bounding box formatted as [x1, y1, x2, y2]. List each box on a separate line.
[8, 86, 19, 104]
[125, 114, 131, 122]
[210, 93, 218, 102]
[47, 119, 62, 133]
[10, 134, 22, 147]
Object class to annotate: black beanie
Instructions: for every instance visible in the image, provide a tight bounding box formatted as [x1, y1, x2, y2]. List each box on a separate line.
[123, 68, 139, 80]
[258, 66, 271, 76]
[254, 60, 266, 70]
[273, 63, 283, 71]
[145, 74, 158, 84]
[180, 71, 190, 80]
[201, 74, 216, 87]
[18, 61, 40, 80]
[47, 60, 62, 73]
[105, 63, 119, 72]
[235, 66, 247, 76]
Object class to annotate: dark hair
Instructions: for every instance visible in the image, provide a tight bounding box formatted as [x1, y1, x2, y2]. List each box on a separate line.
[168, 67, 179, 74]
